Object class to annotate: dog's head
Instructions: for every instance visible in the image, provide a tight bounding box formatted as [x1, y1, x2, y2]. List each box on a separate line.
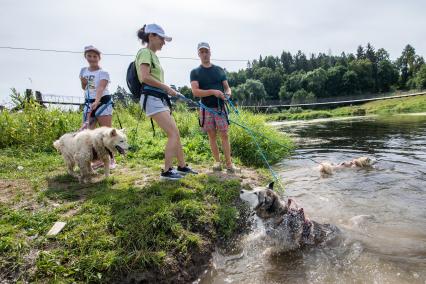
[250, 182, 287, 219]
[353, 156, 376, 167]
[319, 162, 334, 175]
[104, 128, 128, 155]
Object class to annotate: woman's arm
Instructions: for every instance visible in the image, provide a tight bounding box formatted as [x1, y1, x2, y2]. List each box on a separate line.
[139, 64, 177, 96]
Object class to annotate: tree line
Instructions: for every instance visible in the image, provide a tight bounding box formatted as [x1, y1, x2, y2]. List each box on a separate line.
[224, 43, 426, 105]
[112, 43, 426, 106]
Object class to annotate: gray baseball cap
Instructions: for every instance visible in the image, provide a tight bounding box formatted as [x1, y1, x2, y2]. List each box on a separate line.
[145, 24, 172, 42]
[197, 42, 210, 51]
[84, 45, 101, 55]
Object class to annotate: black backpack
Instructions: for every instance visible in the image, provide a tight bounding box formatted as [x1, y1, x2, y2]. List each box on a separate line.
[126, 61, 142, 102]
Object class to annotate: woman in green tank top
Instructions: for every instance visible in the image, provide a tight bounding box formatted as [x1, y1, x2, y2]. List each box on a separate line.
[136, 24, 197, 180]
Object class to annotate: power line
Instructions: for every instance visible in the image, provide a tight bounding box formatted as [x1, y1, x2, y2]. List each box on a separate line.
[0, 46, 248, 62]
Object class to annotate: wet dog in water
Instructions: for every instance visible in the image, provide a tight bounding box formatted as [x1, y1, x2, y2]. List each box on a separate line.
[319, 156, 376, 176]
[242, 182, 339, 250]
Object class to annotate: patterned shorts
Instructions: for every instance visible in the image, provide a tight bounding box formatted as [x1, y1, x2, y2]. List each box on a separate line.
[199, 108, 229, 133]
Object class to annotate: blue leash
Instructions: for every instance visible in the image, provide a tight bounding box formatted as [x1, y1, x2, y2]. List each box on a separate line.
[177, 93, 285, 191]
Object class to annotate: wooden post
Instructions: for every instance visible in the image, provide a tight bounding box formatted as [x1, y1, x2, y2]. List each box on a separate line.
[35, 91, 46, 107]
[25, 89, 33, 102]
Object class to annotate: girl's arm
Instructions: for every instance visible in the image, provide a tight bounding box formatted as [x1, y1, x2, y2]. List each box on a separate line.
[91, 79, 108, 109]
[139, 64, 177, 96]
[80, 77, 88, 90]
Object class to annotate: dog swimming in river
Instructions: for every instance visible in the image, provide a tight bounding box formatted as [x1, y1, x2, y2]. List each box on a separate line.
[319, 156, 377, 176]
[241, 182, 340, 251]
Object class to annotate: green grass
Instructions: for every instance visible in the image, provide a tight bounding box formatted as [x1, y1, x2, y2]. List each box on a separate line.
[0, 149, 247, 283]
[267, 94, 426, 121]
[0, 101, 291, 282]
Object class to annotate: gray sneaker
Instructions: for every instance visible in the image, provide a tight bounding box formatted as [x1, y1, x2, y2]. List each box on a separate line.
[176, 164, 198, 175]
[226, 164, 241, 174]
[160, 168, 183, 181]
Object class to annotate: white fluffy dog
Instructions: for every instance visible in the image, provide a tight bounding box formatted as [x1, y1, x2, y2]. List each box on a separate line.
[319, 156, 376, 176]
[53, 127, 128, 183]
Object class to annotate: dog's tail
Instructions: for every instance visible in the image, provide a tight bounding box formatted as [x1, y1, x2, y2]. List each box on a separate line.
[53, 140, 61, 151]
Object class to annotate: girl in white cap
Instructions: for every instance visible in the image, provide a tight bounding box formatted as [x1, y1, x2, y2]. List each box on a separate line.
[79, 45, 116, 169]
[135, 24, 197, 180]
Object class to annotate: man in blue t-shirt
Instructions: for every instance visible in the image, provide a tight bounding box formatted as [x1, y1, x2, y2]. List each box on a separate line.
[190, 42, 240, 174]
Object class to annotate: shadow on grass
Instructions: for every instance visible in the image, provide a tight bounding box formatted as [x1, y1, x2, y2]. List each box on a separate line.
[44, 173, 108, 202]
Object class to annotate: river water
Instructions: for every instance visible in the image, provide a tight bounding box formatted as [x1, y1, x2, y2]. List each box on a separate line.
[200, 114, 426, 284]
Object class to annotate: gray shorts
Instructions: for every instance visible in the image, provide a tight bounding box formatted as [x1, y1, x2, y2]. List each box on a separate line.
[139, 95, 170, 117]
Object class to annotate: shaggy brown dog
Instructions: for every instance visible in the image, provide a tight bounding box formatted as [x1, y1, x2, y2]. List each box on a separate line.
[319, 156, 376, 176]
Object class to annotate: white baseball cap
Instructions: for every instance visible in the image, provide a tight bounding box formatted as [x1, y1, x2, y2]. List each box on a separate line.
[84, 45, 101, 55]
[145, 24, 172, 42]
[197, 42, 210, 51]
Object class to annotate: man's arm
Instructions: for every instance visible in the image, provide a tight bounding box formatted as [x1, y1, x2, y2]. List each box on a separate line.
[191, 81, 225, 100]
[222, 80, 232, 96]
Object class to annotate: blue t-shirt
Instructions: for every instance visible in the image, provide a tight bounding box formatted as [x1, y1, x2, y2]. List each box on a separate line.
[190, 64, 227, 108]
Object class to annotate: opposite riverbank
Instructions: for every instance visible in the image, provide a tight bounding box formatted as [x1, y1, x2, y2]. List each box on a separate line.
[266, 94, 426, 121]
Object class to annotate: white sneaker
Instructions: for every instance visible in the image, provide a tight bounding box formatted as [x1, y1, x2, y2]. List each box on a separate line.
[212, 162, 222, 172]
[226, 164, 241, 174]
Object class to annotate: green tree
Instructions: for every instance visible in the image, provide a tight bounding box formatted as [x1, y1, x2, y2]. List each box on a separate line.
[294, 50, 309, 71]
[396, 44, 424, 89]
[356, 45, 365, 60]
[253, 67, 283, 100]
[365, 43, 378, 91]
[349, 59, 374, 92]
[278, 85, 291, 101]
[342, 70, 359, 94]
[285, 71, 305, 93]
[111, 85, 133, 106]
[326, 65, 347, 96]
[227, 70, 247, 87]
[178, 85, 194, 100]
[377, 60, 399, 92]
[291, 89, 316, 104]
[233, 79, 267, 105]
[415, 64, 426, 89]
[280, 51, 294, 73]
[302, 68, 328, 97]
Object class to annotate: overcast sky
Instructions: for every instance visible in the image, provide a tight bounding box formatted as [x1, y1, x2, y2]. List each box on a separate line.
[1, 0, 425, 104]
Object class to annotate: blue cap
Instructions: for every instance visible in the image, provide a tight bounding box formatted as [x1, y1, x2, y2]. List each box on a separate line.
[145, 24, 172, 42]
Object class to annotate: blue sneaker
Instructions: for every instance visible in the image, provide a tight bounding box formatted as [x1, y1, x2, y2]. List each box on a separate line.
[160, 168, 183, 181]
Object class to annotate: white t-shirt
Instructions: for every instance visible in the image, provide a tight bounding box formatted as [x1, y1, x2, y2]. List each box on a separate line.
[79, 67, 110, 100]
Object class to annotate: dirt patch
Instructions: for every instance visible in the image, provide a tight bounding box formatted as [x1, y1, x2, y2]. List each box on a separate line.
[200, 166, 267, 189]
[0, 179, 34, 205]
